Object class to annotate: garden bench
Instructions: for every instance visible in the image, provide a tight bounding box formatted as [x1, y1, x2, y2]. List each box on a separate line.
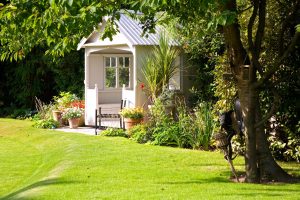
[95, 100, 126, 135]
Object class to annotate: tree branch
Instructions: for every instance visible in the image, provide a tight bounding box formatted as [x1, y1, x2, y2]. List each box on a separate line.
[252, 0, 266, 76]
[254, 0, 266, 57]
[254, 31, 300, 88]
[247, 0, 258, 55]
[238, 5, 253, 14]
[247, 0, 264, 76]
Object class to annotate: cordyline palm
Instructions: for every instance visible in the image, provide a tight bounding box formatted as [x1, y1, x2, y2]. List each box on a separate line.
[141, 32, 179, 102]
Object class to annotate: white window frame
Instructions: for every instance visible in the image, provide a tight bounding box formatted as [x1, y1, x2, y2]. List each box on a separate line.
[104, 54, 133, 90]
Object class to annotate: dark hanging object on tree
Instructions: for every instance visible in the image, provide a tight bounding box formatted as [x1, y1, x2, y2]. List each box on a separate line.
[215, 99, 244, 182]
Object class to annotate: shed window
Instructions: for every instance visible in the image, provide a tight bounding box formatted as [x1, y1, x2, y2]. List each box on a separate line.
[104, 56, 132, 89]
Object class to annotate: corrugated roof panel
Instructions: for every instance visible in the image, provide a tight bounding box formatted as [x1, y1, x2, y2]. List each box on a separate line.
[117, 14, 179, 46]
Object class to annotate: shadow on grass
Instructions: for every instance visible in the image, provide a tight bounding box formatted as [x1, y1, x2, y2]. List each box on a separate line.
[221, 186, 300, 198]
[0, 178, 79, 200]
[162, 176, 229, 185]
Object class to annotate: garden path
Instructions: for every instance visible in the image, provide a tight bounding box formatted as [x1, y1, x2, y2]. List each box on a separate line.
[55, 119, 120, 135]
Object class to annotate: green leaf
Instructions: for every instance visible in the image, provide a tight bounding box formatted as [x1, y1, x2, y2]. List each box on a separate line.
[296, 24, 300, 33]
[8, 5, 17, 10]
[89, 6, 96, 13]
[218, 15, 227, 26]
[68, 0, 73, 6]
[49, 0, 56, 8]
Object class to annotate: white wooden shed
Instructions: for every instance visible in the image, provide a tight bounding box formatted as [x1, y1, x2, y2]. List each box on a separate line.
[78, 13, 185, 126]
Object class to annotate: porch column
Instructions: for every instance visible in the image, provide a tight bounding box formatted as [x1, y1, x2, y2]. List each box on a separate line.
[84, 52, 90, 125]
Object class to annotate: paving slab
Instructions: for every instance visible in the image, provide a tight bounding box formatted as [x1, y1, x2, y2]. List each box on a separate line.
[55, 126, 97, 136]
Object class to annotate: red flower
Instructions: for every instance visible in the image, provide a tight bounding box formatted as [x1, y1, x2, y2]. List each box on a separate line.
[70, 100, 85, 109]
[140, 83, 145, 90]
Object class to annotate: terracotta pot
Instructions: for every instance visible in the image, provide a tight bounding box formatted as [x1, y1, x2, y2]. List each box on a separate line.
[68, 118, 80, 129]
[52, 110, 62, 127]
[124, 118, 142, 129]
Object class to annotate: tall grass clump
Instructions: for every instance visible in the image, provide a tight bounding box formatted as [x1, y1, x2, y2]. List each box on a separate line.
[193, 102, 215, 150]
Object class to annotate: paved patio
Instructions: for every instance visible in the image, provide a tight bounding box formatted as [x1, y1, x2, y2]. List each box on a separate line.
[54, 119, 121, 136]
[55, 126, 97, 135]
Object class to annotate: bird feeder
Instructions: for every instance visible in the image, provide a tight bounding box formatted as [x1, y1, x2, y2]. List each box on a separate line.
[241, 65, 250, 80]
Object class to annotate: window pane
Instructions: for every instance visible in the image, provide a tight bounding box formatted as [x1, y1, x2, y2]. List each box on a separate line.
[105, 57, 110, 67]
[125, 57, 130, 67]
[105, 68, 116, 88]
[119, 68, 129, 87]
[111, 57, 116, 67]
[119, 57, 124, 67]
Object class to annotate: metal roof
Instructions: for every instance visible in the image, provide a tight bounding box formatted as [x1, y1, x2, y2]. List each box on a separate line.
[78, 12, 180, 49]
[116, 13, 179, 46]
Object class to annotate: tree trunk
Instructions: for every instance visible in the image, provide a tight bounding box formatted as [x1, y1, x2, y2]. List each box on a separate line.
[237, 75, 259, 183]
[255, 102, 293, 182]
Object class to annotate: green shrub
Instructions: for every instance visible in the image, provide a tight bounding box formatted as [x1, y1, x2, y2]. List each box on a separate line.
[151, 123, 181, 147]
[148, 99, 179, 146]
[127, 124, 152, 143]
[147, 99, 215, 149]
[268, 126, 300, 162]
[231, 120, 300, 162]
[4, 107, 32, 119]
[33, 119, 59, 129]
[101, 128, 127, 137]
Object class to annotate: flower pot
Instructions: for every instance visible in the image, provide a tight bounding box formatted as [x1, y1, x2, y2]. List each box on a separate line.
[52, 110, 63, 127]
[68, 117, 80, 129]
[124, 118, 142, 129]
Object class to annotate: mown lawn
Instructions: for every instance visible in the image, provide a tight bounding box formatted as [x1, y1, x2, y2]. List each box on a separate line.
[0, 118, 299, 200]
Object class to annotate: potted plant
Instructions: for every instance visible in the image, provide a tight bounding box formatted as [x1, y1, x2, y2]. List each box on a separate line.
[53, 92, 81, 125]
[62, 107, 84, 129]
[51, 104, 63, 127]
[70, 100, 85, 126]
[120, 107, 144, 129]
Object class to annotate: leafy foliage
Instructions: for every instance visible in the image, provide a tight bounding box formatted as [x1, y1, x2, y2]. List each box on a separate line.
[101, 128, 127, 137]
[31, 92, 84, 128]
[32, 118, 59, 129]
[0, 49, 84, 116]
[53, 91, 80, 111]
[127, 124, 151, 143]
[140, 32, 179, 101]
[213, 55, 237, 114]
[144, 99, 216, 149]
[0, 0, 124, 60]
[267, 120, 300, 162]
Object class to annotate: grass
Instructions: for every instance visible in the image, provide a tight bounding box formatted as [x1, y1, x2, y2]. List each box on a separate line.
[0, 118, 299, 200]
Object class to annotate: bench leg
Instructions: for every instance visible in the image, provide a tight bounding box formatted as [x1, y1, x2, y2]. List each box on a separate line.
[99, 107, 102, 130]
[95, 109, 98, 135]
